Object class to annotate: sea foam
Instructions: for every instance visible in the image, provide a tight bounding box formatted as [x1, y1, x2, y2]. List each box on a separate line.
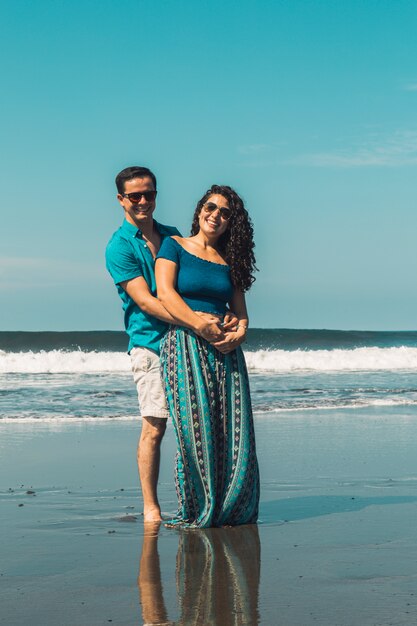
[0, 350, 130, 374]
[2, 346, 417, 373]
[245, 346, 417, 372]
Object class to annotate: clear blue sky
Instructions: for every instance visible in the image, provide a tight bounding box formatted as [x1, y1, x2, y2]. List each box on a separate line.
[1, 0, 417, 331]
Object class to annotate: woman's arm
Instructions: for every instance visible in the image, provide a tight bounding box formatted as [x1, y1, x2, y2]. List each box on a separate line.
[155, 258, 224, 342]
[211, 289, 249, 354]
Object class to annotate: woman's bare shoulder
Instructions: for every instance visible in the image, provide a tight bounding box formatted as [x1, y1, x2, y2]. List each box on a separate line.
[171, 235, 195, 248]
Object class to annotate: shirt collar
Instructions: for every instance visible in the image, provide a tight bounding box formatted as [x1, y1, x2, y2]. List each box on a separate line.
[121, 218, 171, 238]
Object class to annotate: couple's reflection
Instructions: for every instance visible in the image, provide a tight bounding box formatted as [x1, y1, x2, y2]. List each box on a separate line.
[138, 522, 261, 626]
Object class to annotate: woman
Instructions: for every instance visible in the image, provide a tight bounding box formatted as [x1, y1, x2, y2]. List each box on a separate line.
[155, 184, 259, 528]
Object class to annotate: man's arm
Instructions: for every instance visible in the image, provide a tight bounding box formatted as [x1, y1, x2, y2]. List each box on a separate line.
[155, 257, 224, 342]
[120, 276, 177, 325]
[106, 235, 178, 324]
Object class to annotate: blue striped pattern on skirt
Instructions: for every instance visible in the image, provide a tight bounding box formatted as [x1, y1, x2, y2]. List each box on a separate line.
[161, 326, 260, 528]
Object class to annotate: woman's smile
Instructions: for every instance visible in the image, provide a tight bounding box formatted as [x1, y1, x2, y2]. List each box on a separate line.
[199, 193, 230, 237]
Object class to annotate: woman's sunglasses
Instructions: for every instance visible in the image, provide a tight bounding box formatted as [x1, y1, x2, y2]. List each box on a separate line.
[203, 202, 232, 220]
[123, 191, 157, 203]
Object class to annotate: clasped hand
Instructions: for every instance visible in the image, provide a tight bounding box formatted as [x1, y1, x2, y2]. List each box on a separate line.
[196, 312, 245, 354]
[210, 329, 246, 354]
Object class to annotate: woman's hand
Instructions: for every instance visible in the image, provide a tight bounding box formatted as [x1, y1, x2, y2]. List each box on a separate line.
[222, 310, 239, 331]
[211, 328, 247, 354]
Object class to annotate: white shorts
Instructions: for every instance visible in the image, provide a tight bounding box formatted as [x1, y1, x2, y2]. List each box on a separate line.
[130, 347, 169, 419]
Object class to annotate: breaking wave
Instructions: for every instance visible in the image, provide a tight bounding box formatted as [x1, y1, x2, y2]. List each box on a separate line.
[2, 346, 417, 374]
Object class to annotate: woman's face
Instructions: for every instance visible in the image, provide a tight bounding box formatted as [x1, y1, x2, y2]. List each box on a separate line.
[198, 194, 231, 239]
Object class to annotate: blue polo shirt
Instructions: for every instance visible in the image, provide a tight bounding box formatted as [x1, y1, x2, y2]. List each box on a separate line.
[106, 219, 181, 353]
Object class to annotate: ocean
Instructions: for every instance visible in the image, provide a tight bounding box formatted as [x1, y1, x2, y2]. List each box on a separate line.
[1, 329, 417, 422]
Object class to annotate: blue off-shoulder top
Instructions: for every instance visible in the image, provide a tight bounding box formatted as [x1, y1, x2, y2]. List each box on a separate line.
[156, 237, 233, 315]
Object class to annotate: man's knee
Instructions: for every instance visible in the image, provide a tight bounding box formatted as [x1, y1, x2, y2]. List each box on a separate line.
[140, 417, 167, 445]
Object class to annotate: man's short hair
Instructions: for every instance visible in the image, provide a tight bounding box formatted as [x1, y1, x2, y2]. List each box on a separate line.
[115, 166, 157, 194]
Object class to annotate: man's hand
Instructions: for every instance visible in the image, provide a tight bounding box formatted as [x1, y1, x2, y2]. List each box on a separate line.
[197, 321, 225, 342]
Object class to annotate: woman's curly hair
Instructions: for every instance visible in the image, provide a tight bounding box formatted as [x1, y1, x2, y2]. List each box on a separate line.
[190, 184, 257, 292]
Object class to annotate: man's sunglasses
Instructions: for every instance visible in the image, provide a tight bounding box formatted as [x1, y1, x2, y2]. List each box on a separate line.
[123, 191, 157, 203]
[203, 202, 232, 220]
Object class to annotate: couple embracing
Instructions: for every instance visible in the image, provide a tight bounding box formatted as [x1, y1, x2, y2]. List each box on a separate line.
[106, 166, 259, 528]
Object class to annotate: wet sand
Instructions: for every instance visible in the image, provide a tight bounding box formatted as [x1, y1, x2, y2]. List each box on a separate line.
[1, 410, 417, 625]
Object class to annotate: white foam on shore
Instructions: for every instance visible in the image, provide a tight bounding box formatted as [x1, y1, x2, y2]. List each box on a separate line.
[254, 397, 417, 413]
[2, 394, 417, 422]
[0, 350, 131, 374]
[0, 415, 138, 423]
[245, 346, 417, 372]
[2, 346, 417, 374]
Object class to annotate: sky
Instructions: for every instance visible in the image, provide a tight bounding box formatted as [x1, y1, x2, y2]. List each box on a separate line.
[1, 0, 417, 331]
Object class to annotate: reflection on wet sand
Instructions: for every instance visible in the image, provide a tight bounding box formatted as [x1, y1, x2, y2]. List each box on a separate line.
[138, 522, 171, 626]
[138, 523, 260, 626]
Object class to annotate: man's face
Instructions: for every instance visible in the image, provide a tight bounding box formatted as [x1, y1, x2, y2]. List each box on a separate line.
[117, 176, 157, 227]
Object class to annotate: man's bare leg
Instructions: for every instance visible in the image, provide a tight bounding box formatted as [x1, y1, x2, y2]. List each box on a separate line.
[138, 416, 167, 522]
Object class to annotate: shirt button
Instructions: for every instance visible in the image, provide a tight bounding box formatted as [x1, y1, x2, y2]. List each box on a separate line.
[144, 244, 147, 248]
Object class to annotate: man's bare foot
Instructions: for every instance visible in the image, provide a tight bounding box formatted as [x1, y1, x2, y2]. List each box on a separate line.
[143, 520, 162, 537]
[144, 506, 162, 522]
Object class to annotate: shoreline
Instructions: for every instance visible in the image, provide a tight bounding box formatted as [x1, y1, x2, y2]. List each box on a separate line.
[2, 412, 417, 624]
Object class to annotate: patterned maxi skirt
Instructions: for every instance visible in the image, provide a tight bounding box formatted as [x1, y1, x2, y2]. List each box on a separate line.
[160, 326, 260, 528]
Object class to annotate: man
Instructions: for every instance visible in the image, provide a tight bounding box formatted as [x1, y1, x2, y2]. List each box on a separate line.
[106, 166, 224, 522]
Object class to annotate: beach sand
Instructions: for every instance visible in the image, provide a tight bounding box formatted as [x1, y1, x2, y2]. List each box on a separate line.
[1, 409, 417, 625]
